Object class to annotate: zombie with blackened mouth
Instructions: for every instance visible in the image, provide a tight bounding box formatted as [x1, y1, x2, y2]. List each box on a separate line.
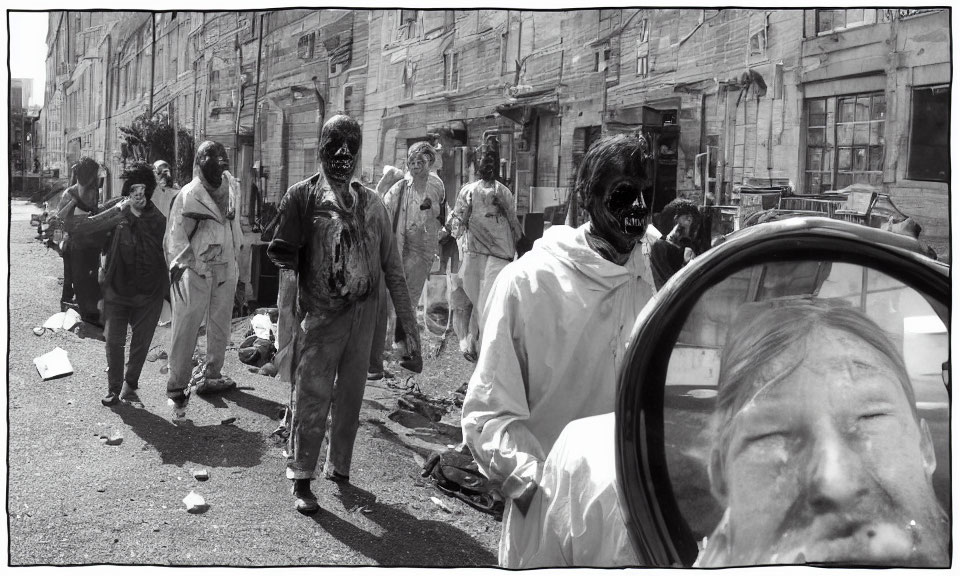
[461, 134, 657, 567]
[267, 115, 422, 515]
[164, 141, 245, 414]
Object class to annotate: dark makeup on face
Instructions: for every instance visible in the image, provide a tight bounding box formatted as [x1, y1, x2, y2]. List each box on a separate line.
[321, 115, 362, 186]
[198, 141, 230, 189]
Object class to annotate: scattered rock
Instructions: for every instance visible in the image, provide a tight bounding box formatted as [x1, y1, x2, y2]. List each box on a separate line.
[220, 416, 237, 425]
[105, 434, 123, 446]
[192, 469, 209, 481]
[183, 491, 208, 513]
[32, 327, 44, 336]
[96, 487, 106, 493]
[159, 365, 169, 374]
[430, 496, 453, 513]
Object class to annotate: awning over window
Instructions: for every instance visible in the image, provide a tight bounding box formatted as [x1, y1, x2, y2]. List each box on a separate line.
[496, 89, 560, 124]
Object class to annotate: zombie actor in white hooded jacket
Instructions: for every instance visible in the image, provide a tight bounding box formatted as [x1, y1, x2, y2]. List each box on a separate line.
[461, 135, 656, 568]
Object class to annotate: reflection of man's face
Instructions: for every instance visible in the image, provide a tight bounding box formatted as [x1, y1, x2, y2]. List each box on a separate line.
[712, 326, 947, 566]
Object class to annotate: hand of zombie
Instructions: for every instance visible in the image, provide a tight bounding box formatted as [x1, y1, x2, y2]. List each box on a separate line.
[399, 329, 423, 374]
[683, 247, 696, 263]
[170, 263, 188, 301]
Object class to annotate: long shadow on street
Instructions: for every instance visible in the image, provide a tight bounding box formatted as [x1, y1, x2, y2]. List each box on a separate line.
[311, 482, 497, 567]
[113, 405, 265, 468]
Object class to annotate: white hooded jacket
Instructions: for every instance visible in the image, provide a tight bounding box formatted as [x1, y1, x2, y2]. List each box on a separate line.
[164, 164, 243, 279]
[461, 222, 655, 567]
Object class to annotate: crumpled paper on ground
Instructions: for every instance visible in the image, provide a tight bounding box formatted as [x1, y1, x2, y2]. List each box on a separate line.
[34, 347, 74, 380]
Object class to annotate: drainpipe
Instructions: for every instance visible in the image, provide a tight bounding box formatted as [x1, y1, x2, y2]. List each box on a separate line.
[252, 12, 265, 219]
[148, 14, 155, 115]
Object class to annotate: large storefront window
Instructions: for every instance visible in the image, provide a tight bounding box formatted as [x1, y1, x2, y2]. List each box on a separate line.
[804, 93, 885, 194]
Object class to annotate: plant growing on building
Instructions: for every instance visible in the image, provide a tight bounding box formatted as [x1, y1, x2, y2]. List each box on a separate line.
[117, 111, 196, 186]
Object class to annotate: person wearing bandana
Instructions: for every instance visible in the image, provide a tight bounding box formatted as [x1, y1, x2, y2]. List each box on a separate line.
[268, 115, 423, 515]
[164, 141, 245, 418]
[460, 134, 657, 567]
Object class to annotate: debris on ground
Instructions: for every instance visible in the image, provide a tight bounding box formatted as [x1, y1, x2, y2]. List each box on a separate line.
[192, 469, 209, 481]
[429, 496, 453, 513]
[103, 431, 123, 446]
[42, 309, 81, 331]
[183, 491, 208, 513]
[32, 327, 45, 336]
[422, 449, 504, 521]
[220, 416, 237, 425]
[146, 347, 168, 362]
[33, 347, 74, 380]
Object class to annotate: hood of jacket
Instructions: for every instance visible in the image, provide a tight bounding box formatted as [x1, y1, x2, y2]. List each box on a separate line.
[531, 222, 652, 292]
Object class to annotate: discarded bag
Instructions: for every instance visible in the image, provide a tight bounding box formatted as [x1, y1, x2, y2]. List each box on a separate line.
[34, 347, 74, 380]
[421, 449, 504, 521]
[42, 308, 81, 331]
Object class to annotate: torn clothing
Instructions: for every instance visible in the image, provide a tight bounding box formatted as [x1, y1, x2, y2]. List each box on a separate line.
[447, 180, 522, 262]
[267, 172, 416, 336]
[460, 222, 655, 567]
[511, 413, 641, 568]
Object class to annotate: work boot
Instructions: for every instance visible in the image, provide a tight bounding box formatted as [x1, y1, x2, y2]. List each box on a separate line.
[292, 479, 320, 515]
[101, 392, 119, 406]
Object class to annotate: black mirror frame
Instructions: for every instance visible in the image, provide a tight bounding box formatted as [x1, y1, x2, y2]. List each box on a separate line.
[615, 217, 950, 567]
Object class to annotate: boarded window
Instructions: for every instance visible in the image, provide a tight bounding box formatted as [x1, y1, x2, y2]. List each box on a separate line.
[297, 33, 315, 59]
[907, 85, 949, 182]
[816, 9, 877, 33]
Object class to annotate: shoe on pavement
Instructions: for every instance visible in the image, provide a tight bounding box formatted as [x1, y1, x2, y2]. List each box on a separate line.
[367, 371, 384, 381]
[325, 470, 350, 484]
[119, 383, 144, 408]
[194, 376, 237, 395]
[101, 392, 119, 406]
[292, 480, 320, 515]
[168, 391, 190, 419]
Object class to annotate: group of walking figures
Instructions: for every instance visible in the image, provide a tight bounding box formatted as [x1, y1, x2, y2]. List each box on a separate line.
[49, 114, 556, 516]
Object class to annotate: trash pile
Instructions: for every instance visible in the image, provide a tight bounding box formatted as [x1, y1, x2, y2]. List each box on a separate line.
[238, 308, 279, 377]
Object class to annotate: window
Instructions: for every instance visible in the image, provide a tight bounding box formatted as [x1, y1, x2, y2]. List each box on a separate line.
[907, 85, 949, 182]
[398, 9, 418, 40]
[638, 17, 649, 43]
[804, 92, 885, 193]
[637, 54, 649, 77]
[595, 47, 611, 72]
[443, 51, 459, 91]
[343, 85, 353, 114]
[816, 9, 877, 34]
[599, 9, 617, 33]
[297, 33, 315, 60]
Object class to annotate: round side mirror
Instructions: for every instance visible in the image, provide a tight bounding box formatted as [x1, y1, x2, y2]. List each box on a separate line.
[617, 218, 950, 567]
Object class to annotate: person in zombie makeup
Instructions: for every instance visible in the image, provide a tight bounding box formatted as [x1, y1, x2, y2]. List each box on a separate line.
[50, 156, 105, 326]
[268, 115, 423, 515]
[164, 141, 245, 418]
[152, 159, 180, 219]
[650, 197, 703, 289]
[92, 163, 169, 408]
[460, 134, 656, 567]
[379, 142, 445, 358]
[439, 137, 523, 362]
[698, 299, 949, 567]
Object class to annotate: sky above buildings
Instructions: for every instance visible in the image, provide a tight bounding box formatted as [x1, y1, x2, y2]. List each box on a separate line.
[9, 11, 48, 107]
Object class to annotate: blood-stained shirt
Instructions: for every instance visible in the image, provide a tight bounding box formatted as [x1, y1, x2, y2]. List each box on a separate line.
[267, 172, 416, 331]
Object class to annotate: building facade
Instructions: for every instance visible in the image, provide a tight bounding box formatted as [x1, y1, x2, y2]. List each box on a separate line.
[40, 8, 951, 282]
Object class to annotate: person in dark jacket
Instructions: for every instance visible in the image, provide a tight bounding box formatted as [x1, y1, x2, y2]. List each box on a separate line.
[95, 163, 169, 407]
[650, 198, 703, 290]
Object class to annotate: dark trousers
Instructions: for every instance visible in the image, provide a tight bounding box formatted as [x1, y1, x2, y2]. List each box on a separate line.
[61, 244, 75, 304]
[103, 295, 165, 395]
[70, 244, 103, 325]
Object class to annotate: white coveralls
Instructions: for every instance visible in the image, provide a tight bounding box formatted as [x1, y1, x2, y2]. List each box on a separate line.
[382, 173, 445, 347]
[519, 412, 641, 567]
[164, 167, 243, 397]
[446, 179, 523, 350]
[461, 222, 655, 568]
